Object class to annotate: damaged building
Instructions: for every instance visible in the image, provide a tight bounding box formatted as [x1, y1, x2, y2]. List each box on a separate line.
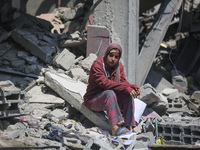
[0, 0, 200, 149]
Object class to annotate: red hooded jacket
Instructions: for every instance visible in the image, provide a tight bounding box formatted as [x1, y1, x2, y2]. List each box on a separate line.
[83, 43, 138, 109]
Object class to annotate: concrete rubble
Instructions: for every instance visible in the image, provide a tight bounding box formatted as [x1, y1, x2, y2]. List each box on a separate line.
[0, 0, 200, 150]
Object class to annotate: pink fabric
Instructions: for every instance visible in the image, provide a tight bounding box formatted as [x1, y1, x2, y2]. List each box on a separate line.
[90, 90, 136, 127]
[90, 90, 123, 126]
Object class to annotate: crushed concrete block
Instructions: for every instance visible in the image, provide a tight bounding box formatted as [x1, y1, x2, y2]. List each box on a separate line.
[151, 93, 169, 116]
[158, 118, 200, 145]
[0, 80, 29, 118]
[80, 53, 97, 72]
[53, 48, 76, 70]
[161, 88, 179, 101]
[167, 98, 189, 113]
[137, 83, 161, 106]
[171, 70, 188, 93]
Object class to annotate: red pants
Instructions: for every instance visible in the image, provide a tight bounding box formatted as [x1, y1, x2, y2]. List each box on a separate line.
[90, 90, 136, 127]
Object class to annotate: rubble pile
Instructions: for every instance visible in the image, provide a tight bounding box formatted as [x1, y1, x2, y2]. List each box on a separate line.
[0, 0, 200, 150]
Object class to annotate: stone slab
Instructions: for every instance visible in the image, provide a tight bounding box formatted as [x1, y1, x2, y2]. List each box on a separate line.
[86, 25, 110, 57]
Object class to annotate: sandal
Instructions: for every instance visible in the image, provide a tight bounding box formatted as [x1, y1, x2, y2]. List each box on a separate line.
[115, 127, 129, 136]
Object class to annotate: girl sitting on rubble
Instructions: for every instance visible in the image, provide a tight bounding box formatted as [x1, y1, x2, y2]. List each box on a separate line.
[83, 43, 140, 136]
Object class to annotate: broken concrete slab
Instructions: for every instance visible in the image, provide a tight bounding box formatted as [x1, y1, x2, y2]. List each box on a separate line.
[86, 25, 110, 57]
[11, 28, 57, 63]
[27, 85, 65, 105]
[44, 71, 110, 132]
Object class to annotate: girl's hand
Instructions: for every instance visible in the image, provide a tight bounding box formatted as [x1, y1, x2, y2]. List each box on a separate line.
[130, 89, 137, 98]
[130, 88, 140, 98]
[135, 88, 141, 96]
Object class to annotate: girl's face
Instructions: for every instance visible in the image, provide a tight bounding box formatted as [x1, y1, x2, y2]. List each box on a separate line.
[106, 49, 120, 67]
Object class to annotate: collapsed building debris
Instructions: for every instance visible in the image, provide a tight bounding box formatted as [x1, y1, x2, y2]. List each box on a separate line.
[0, 0, 200, 149]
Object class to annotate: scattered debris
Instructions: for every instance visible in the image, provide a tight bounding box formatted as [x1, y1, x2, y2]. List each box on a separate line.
[0, 0, 200, 150]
